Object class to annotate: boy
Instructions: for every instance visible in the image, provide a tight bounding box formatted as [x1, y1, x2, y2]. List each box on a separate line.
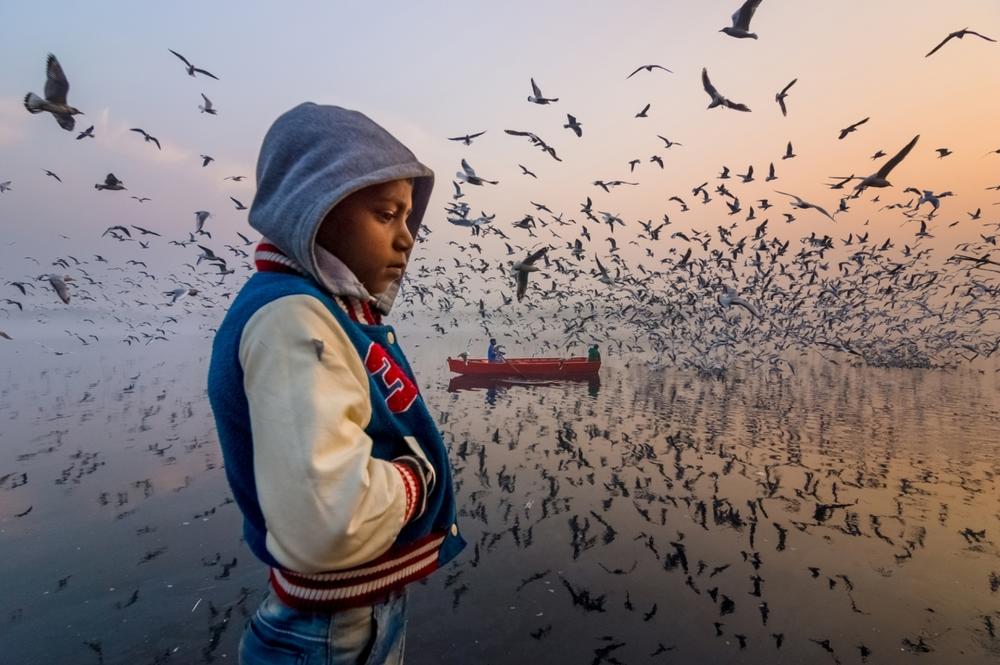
[207, 103, 465, 665]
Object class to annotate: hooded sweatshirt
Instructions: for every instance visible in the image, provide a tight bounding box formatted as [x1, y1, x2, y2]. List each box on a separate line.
[206, 103, 464, 610]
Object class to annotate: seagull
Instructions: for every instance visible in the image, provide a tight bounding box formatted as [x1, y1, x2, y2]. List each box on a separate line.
[718, 284, 761, 319]
[626, 64, 672, 79]
[775, 78, 796, 116]
[194, 210, 211, 232]
[94, 173, 126, 191]
[925, 28, 996, 58]
[224, 175, 247, 181]
[935, 148, 952, 158]
[635, 103, 651, 118]
[24, 54, 84, 131]
[774, 190, 837, 222]
[200, 154, 215, 167]
[0, 181, 12, 193]
[854, 135, 919, 194]
[720, 0, 764, 39]
[782, 141, 795, 159]
[198, 93, 217, 114]
[168, 49, 220, 79]
[42, 169, 62, 183]
[702, 68, 751, 112]
[512, 247, 549, 301]
[518, 164, 537, 178]
[131, 196, 151, 203]
[75, 124, 95, 140]
[130, 225, 162, 236]
[527, 78, 558, 104]
[447, 131, 486, 145]
[657, 136, 683, 149]
[40, 274, 73, 304]
[130, 128, 161, 150]
[504, 129, 562, 161]
[456, 158, 499, 185]
[564, 114, 583, 137]
[838, 117, 869, 140]
[905, 188, 953, 212]
[230, 196, 247, 210]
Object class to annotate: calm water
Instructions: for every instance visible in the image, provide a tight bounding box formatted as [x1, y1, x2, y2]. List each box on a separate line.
[2, 330, 999, 665]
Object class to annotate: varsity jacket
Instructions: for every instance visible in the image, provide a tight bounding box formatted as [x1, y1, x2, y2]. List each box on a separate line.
[206, 102, 464, 609]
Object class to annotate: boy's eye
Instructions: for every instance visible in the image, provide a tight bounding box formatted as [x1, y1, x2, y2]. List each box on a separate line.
[379, 211, 396, 222]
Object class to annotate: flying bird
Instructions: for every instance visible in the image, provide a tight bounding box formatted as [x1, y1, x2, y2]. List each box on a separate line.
[626, 64, 673, 79]
[504, 129, 562, 161]
[200, 154, 215, 167]
[720, 0, 764, 39]
[925, 28, 996, 58]
[527, 78, 558, 104]
[563, 114, 583, 138]
[457, 159, 499, 185]
[198, 93, 217, 114]
[230, 196, 247, 210]
[635, 103, 651, 118]
[838, 117, 870, 140]
[94, 173, 126, 191]
[24, 54, 83, 131]
[42, 169, 62, 183]
[130, 128, 161, 150]
[513, 247, 549, 301]
[718, 285, 761, 318]
[702, 68, 751, 112]
[75, 124, 95, 140]
[854, 134, 920, 194]
[775, 78, 796, 116]
[168, 49, 220, 79]
[447, 131, 486, 145]
[774, 190, 837, 222]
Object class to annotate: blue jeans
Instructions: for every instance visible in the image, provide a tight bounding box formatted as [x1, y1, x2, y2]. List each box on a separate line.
[239, 588, 407, 665]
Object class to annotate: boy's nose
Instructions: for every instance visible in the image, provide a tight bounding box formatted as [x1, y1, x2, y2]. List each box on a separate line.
[395, 222, 415, 251]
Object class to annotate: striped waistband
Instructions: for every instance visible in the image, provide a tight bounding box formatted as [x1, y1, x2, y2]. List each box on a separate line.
[269, 532, 446, 610]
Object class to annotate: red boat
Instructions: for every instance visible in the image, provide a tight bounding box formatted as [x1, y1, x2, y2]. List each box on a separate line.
[447, 356, 600, 378]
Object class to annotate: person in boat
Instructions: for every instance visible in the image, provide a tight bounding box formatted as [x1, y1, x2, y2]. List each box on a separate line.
[487, 337, 506, 362]
[588, 344, 601, 362]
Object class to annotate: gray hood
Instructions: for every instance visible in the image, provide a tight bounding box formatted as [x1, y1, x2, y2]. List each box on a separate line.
[248, 102, 434, 314]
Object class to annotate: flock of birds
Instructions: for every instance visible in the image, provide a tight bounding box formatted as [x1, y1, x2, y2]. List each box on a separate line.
[5, 2, 1000, 376]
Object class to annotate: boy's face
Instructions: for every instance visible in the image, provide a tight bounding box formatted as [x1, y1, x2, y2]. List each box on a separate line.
[316, 179, 414, 296]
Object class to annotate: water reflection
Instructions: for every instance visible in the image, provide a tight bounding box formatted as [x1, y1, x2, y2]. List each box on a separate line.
[1, 339, 998, 664]
[447, 374, 601, 404]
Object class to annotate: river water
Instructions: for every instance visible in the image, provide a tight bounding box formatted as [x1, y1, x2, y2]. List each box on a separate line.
[1, 330, 998, 664]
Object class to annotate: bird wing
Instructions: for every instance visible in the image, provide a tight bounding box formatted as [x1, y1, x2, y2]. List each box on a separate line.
[780, 78, 797, 95]
[701, 68, 718, 97]
[733, 0, 762, 30]
[168, 49, 192, 67]
[777, 96, 787, 116]
[516, 270, 528, 301]
[876, 134, 920, 179]
[152, 137, 161, 150]
[201, 93, 212, 105]
[724, 99, 752, 112]
[193, 67, 219, 80]
[966, 30, 997, 42]
[460, 158, 475, 176]
[44, 54, 70, 104]
[925, 33, 955, 57]
[525, 246, 549, 265]
[530, 78, 541, 98]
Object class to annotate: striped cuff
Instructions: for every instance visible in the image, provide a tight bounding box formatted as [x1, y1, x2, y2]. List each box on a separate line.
[393, 458, 426, 523]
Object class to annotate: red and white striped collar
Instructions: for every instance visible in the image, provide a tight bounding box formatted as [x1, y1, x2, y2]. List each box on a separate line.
[254, 240, 382, 325]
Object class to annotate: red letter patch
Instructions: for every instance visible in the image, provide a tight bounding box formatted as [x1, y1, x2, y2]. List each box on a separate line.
[364, 342, 418, 413]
